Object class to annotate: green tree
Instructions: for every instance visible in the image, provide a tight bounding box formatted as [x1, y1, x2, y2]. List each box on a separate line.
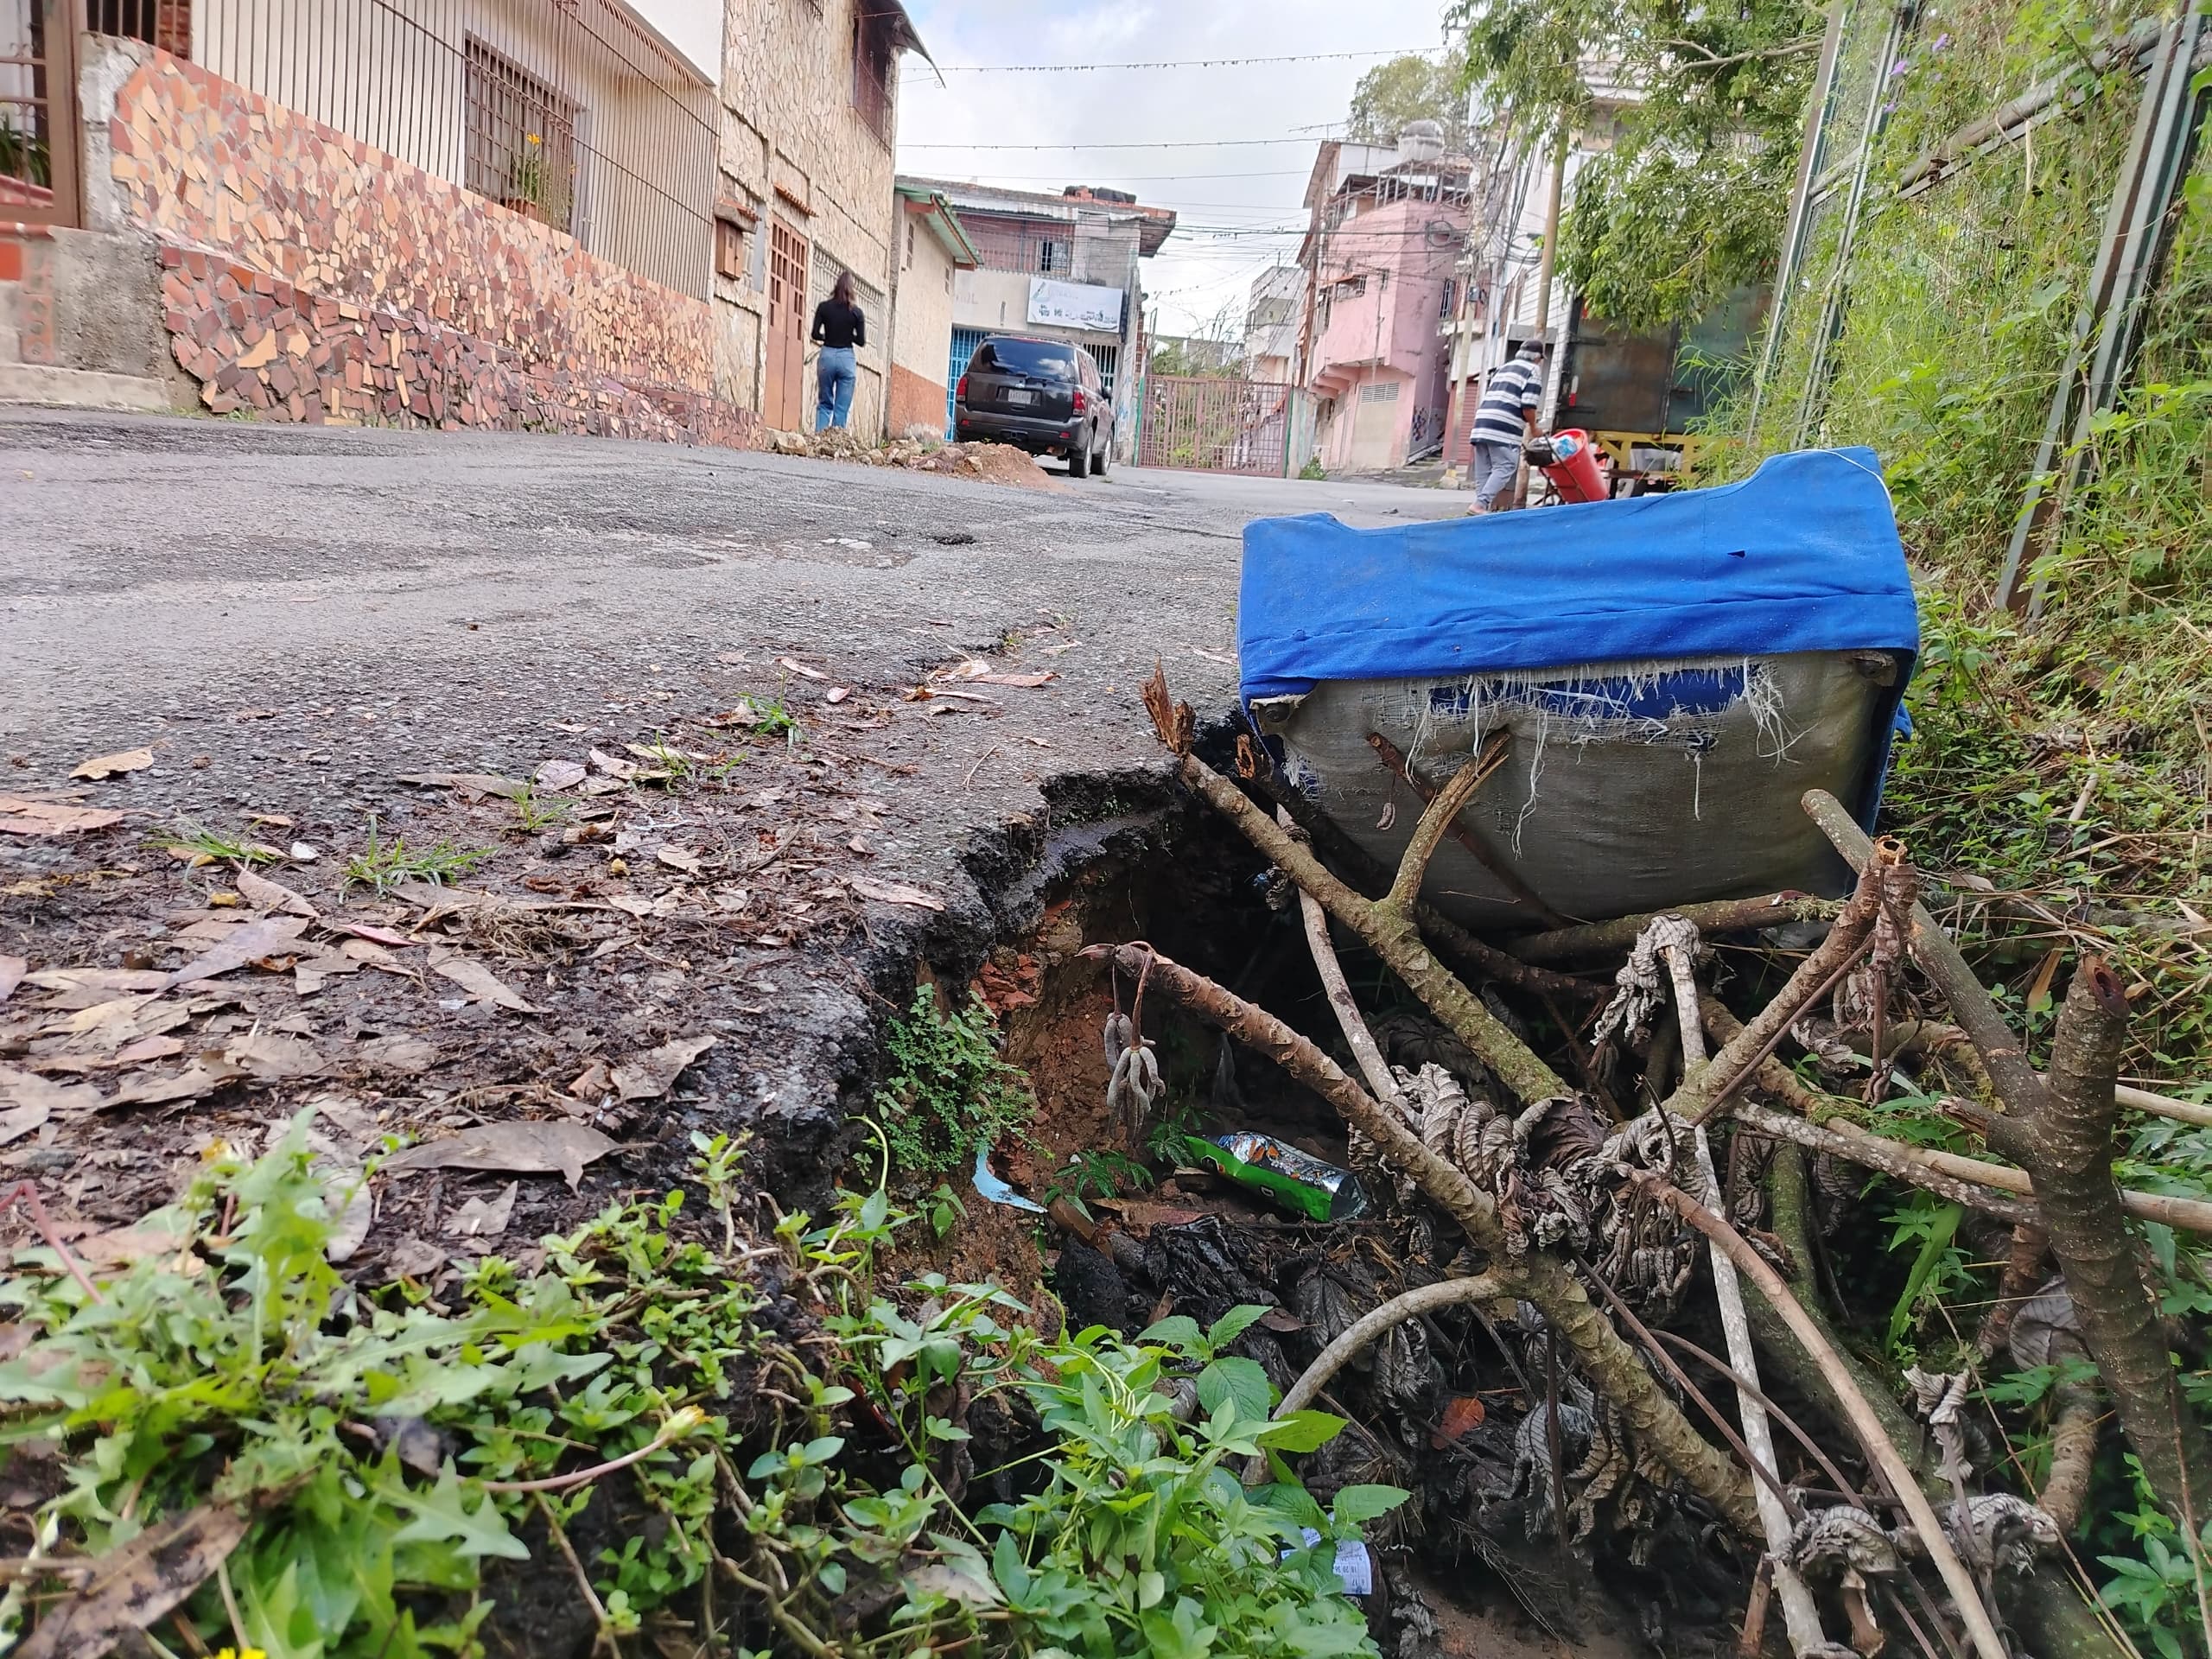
[1446, 0, 1827, 326]
[1345, 50, 1472, 150]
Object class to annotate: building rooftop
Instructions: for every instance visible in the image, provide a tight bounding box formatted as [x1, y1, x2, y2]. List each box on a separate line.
[895, 175, 1178, 255]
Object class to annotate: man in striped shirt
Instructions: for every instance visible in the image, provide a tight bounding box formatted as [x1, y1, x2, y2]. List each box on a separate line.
[1466, 340, 1550, 512]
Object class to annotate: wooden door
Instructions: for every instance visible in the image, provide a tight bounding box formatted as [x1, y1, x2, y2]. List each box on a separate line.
[766, 219, 810, 430]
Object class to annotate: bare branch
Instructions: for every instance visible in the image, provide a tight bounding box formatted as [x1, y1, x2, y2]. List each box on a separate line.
[1385, 741, 1508, 915]
[1632, 1172, 2015, 1659]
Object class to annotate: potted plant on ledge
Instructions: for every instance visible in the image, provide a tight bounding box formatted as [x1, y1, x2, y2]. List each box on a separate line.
[505, 133, 551, 224]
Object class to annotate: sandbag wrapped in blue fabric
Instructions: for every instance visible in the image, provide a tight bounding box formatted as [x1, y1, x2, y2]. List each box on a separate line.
[1237, 448, 1918, 929]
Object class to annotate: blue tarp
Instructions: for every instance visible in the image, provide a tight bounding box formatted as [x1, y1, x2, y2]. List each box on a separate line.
[1236, 448, 1919, 703]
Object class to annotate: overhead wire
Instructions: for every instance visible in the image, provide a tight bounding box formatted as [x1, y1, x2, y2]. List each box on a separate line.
[903, 46, 1445, 74]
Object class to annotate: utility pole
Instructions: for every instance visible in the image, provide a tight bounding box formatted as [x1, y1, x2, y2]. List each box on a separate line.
[1515, 130, 1570, 506]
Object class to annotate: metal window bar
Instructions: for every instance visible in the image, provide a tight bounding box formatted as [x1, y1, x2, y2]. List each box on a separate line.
[188, 0, 715, 299]
[961, 213, 1075, 276]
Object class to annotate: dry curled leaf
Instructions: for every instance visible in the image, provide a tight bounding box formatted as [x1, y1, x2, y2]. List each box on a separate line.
[236, 868, 317, 918]
[383, 1121, 617, 1192]
[70, 747, 154, 781]
[15, 1497, 250, 1659]
[445, 1180, 518, 1239]
[533, 759, 588, 791]
[611, 1034, 718, 1103]
[0, 955, 25, 1006]
[848, 874, 944, 912]
[395, 772, 530, 800]
[431, 956, 541, 1014]
[0, 795, 124, 836]
[162, 914, 309, 991]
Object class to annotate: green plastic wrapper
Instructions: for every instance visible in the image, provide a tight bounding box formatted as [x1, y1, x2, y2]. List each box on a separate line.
[1181, 1132, 1368, 1222]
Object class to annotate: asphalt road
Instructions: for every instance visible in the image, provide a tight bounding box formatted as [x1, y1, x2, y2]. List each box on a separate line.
[0, 407, 1466, 1184]
[3, 408, 1463, 797]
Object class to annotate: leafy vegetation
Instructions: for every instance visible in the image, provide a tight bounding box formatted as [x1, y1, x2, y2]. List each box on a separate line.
[0, 1114, 1395, 1657]
[341, 817, 493, 895]
[1446, 0, 1820, 325]
[1344, 49, 1471, 150]
[872, 986, 1036, 1180]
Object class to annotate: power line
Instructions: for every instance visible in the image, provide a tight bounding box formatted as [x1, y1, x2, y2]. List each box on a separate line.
[900, 135, 1337, 150]
[905, 46, 1442, 74]
[921, 167, 1314, 183]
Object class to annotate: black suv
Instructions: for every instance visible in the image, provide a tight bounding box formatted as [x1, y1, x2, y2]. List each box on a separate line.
[953, 335, 1114, 478]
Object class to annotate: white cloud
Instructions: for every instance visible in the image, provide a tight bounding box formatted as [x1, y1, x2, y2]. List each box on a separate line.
[896, 1, 1452, 334]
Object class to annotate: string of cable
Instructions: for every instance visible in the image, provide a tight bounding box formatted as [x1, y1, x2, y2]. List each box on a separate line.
[905, 47, 1444, 74]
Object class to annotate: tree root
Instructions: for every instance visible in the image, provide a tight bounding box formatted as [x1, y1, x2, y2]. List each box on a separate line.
[1508, 893, 1845, 965]
[1669, 841, 1904, 1124]
[1142, 665, 1570, 1105]
[1633, 1171, 2013, 1659]
[1275, 1273, 1508, 1417]
[1077, 938, 1761, 1538]
[1986, 956, 2212, 1528]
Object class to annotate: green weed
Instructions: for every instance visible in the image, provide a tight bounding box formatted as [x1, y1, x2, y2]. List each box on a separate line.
[342, 816, 493, 894]
[509, 787, 569, 833]
[872, 986, 1034, 1180]
[0, 1110, 1393, 1657]
[1042, 1148, 1157, 1221]
[158, 819, 282, 866]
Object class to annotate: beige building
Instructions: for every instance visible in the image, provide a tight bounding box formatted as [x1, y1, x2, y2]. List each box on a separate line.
[712, 0, 926, 434]
[887, 184, 977, 436]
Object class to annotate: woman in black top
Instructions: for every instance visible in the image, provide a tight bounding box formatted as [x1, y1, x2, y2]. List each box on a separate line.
[810, 272, 865, 431]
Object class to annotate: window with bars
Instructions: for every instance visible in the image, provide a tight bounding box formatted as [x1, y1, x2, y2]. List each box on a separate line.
[463, 39, 580, 235]
[851, 7, 894, 145]
[961, 213, 1072, 276]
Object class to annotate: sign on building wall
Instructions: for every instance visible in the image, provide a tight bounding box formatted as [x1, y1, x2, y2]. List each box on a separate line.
[1027, 276, 1123, 334]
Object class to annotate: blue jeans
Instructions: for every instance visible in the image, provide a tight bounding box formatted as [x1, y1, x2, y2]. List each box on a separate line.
[1471, 438, 1522, 509]
[815, 346, 856, 430]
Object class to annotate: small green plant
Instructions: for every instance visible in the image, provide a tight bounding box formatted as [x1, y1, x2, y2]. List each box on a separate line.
[872, 986, 1034, 1181]
[1042, 1147, 1156, 1220]
[510, 785, 569, 832]
[735, 695, 799, 746]
[342, 815, 493, 893]
[923, 1180, 968, 1237]
[157, 818, 282, 866]
[1298, 457, 1326, 480]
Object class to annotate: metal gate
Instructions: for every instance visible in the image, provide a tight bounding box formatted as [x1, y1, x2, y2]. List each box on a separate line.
[3, 0, 80, 226]
[1136, 374, 1294, 475]
[945, 324, 987, 437]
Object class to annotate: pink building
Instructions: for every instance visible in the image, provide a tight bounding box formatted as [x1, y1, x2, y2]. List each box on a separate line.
[1297, 133, 1471, 473]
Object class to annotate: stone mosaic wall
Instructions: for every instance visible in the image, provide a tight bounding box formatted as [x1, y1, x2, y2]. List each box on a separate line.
[103, 48, 754, 445]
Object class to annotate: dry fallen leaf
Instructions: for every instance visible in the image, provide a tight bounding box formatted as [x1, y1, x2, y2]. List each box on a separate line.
[236, 868, 317, 918]
[105, 1059, 243, 1108]
[162, 914, 309, 991]
[432, 956, 541, 1014]
[588, 748, 638, 781]
[1430, 1395, 1487, 1449]
[221, 1033, 331, 1081]
[14, 1497, 251, 1659]
[567, 1058, 612, 1100]
[0, 956, 25, 1006]
[382, 1121, 618, 1191]
[0, 795, 125, 836]
[289, 841, 319, 862]
[446, 1180, 518, 1239]
[0, 1065, 104, 1116]
[0, 1098, 49, 1147]
[358, 1033, 437, 1075]
[332, 921, 417, 947]
[825, 686, 851, 704]
[655, 846, 702, 874]
[848, 874, 945, 912]
[395, 772, 531, 800]
[388, 1236, 448, 1278]
[534, 759, 588, 791]
[70, 747, 155, 780]
[611, 1034, 718, 1103]
[778, 656, 829, 681]
[973, 671, 1055, 688]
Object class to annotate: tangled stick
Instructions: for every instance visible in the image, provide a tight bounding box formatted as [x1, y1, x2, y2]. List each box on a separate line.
[1632, 1172, 2013, 1659]
[1076, 938, 1761, 1537]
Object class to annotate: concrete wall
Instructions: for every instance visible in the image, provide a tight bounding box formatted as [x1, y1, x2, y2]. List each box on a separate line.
[888, 204, 954, 435]
[1306, 193, 1465, 469]
[716, 0, 901, 433]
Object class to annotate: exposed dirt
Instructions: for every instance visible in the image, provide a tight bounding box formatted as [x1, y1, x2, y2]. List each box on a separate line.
[759, 427, 1066, 492]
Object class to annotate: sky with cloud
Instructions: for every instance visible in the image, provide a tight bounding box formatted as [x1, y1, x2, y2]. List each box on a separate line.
[896, 1, 1455, 336]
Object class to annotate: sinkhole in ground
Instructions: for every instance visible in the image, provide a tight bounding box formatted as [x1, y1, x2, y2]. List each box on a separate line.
[883, 781, 1738, 1659]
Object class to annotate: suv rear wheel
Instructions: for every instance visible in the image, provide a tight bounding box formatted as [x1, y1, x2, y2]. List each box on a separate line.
[1093, 432, 1109, 477]
[1069, 438, 1091, 480]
